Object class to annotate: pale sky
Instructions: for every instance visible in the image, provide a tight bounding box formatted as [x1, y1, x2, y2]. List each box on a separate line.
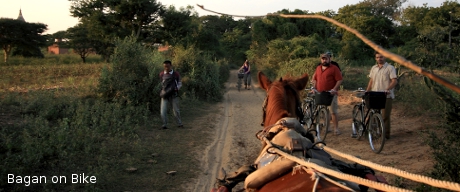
[0, 0, 447, 34]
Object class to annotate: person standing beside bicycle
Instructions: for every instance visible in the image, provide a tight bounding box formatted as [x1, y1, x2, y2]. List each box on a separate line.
[239, 60, 251, 90]
[366, 52, 398, 139]
[311, 53, 343, 135]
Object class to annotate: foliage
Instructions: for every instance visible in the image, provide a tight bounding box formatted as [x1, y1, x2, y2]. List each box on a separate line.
[98, 36, 162, 107]
[0, 18, 47, 62]
[172, 46, 226, 101]
[67, 24, 95, 63]
[159, 5, 198, 48]
[334, 3, 395, 60]
[423, 77, 460, 184]
[69, 0, 164, 60]
[252, 35, 339, 78]
[0, 91, 148, 191]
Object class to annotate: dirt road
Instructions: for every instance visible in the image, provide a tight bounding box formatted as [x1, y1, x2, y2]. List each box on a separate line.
[191, 70, 434, 191]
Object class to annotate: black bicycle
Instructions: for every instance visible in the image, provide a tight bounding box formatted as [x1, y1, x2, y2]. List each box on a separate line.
[351, 88, 386, 154]
[237, 69, 244, 92]
[302, 88, 333, 142]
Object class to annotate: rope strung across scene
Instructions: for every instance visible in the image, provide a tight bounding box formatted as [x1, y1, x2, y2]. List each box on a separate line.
[198, 4, 460, 191]
[316, 143, 460, 192]
[261, 137, 412, 192]
[197, 5, 460, 95]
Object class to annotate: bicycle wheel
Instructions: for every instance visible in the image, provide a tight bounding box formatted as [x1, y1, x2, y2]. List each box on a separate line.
[368, 112, 385, 154]
[316, 107, 329, 141]
[302, 101, 313, 130]
[352, 105, 365, 140]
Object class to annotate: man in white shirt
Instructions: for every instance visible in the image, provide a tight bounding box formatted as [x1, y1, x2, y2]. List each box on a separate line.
[366, 52, 398, 139]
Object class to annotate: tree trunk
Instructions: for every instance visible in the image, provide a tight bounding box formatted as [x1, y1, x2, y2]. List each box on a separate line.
[3, 44, 11, 63]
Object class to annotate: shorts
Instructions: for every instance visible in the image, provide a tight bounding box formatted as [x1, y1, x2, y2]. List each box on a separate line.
[327, 95, 338, 114]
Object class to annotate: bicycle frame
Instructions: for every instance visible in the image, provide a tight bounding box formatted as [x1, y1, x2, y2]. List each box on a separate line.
[302, 89, 330, 141]
[352, 91, 386, 153]
[356, 101, 380, 130]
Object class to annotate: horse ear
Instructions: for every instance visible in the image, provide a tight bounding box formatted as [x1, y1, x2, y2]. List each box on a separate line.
[293, 73, 310, 91]
[258, 71, 272, 91]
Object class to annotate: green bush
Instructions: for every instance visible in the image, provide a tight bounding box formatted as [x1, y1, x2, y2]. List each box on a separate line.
[98, 36, 163, 106]
[172, 46, 226, 101]
[0, 93, 149, 191]
[422, 77, 460, 187]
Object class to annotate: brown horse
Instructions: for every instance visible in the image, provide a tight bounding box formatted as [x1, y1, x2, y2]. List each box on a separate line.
[211, 72, 383, 192]
[254, 72, 352, 192]
[258, 71, 308, 128]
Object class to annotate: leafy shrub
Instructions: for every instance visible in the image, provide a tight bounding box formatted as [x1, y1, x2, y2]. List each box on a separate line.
[98, 36, 163, 106]
[423, 78, 460, 186]
[172, 46, 225, 101]
[0, 97, 148, 191]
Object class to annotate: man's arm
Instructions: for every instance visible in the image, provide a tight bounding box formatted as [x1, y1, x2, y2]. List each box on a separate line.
[366, 78, 373, 92]
[387, 78, 397, 91]
[175, 72, 182, 90]
[332, 80, 343, 92]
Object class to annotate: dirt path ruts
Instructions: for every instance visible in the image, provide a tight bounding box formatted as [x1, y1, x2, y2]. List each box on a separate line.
[192, 70, 265, 191]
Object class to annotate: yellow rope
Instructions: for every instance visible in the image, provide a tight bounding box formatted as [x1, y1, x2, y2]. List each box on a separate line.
[318, 143, 460, 191]
[196, 5, 460, 95]
[262, 137, 412, 192]
[197, 4, 460, 191]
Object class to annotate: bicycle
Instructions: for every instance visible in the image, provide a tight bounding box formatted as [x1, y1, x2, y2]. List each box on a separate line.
[351, 88, 386, 154]
[237, 69, 244, 92]
[301, 87, 333, 142]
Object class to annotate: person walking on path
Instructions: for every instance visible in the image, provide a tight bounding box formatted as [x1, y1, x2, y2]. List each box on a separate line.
[311, 53, 343, 135]
[366, 52, 398, 139]
[159, 60, 183, 129]
[239, 60, 251, 89]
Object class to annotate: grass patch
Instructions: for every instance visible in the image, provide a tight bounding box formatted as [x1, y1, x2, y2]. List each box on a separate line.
[0, 54, 219, 191]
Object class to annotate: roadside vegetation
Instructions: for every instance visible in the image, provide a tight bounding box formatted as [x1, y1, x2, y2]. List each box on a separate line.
[1, 0, 460, 191]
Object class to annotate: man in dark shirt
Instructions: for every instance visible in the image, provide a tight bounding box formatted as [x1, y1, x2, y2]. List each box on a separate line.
[159, 60, 183, 129]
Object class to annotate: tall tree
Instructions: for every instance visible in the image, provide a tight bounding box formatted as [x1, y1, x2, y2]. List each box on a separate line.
[361, 0, 407, 20]
[159, 5, 198, 47]
[0, 18, 47, 63]
[334, 3, 394, 59]
[69, 0, 164, 60]
[67, 24, 95, 63]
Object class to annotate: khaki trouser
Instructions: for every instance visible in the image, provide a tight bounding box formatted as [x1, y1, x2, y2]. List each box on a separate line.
[381, 98, 393, 138]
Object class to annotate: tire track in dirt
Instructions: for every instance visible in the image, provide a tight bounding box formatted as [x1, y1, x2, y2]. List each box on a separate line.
[192, 70, 265, 192]
[192, 90, 233, 191]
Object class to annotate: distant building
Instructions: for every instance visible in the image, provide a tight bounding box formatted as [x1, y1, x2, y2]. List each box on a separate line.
[48, 42, 70, 54]
[17, 8, 25, 22]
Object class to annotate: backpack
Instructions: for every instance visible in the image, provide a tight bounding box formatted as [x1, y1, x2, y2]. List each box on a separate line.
[159, 71, 180, 98]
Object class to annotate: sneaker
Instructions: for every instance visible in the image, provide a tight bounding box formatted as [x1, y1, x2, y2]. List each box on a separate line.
[351, 134, 357, 138]
[160, 126, 167, 129]
[178, 124, 184, 128]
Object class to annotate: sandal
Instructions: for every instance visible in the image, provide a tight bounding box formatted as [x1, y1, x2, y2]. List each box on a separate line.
[335, 130, 342, 135]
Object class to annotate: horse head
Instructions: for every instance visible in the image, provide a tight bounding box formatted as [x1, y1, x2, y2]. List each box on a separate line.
[258, 71, 309, 128]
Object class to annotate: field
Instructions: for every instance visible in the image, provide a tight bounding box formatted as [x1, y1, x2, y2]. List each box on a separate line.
[1, 54, 459, 191]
